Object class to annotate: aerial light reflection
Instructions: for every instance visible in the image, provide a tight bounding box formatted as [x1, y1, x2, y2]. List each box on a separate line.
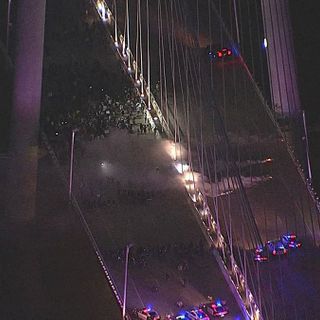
[97, 0, 106, 21]
[263, 37, 268, 48]
[175, 163, 190, 174]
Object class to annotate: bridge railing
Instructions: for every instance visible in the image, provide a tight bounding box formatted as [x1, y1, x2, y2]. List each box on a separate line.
[41, 131, 127, 318]
[172, 152, 263, 320]
[91, 0, 173, 140]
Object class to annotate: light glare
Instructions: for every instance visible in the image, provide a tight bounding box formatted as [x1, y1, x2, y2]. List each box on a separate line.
[263, 37, 268, 48]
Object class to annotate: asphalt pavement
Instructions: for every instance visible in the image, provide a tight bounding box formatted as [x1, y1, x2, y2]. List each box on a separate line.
[0, 154, 122, 320]
[64, 128, 245, 319]
[199, 53, 320, 319]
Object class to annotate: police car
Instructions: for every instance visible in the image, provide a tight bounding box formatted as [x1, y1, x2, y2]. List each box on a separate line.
[137, 307, 161, 320]
[209, 47, 233, 62]
[281, 233, 302, 249]
[200, 300, 229, 318]
[176, 308, 210, 320]
[266, 239, 287, 256]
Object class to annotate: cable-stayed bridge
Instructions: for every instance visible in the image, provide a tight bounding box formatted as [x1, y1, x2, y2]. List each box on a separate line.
[83, 1, 320, 319]
[5, 0, 320, 319]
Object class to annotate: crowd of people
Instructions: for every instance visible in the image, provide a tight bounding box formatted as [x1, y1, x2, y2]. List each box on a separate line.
[44, 87, 144, 138]
[81, 187, 157, 209]
[105, 239, 206, 268]
[42, 0, 151, 154]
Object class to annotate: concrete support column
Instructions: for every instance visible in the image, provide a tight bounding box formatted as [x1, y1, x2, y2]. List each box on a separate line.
[6, 0, 46, 221]
[261, 0, 301, 116]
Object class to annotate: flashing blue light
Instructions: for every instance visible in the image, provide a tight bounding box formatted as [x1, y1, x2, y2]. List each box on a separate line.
[146, 304, 152, 312]
[216, 299, 222, 307]
[231, 45, 239, 57]
[178, 311, 186, 319]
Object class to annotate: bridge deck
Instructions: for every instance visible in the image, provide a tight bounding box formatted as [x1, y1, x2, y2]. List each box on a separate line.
[0, 156, 121, 319]
[67, 129, 244, 319]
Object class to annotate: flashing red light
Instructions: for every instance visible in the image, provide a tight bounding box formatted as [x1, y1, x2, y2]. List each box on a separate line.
[218, 51, 222, 58]
[227, 50, 232, 56]
[273, 250, 276, 256]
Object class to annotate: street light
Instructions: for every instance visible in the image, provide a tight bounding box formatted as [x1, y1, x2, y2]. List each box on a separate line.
[6, 0, 12, 48]
[69, 128, 79, 200]
[302, 110, 312, 182]
[122, 243, 133, 320]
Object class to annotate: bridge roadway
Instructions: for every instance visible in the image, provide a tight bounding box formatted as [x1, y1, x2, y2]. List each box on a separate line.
[0, 156, 122, 319]
[64, 2, 319, 316]
[66, 128, 244, 319]
[192, 51, 320, 319]
[150, 39, 320, 316]
[86, 26, 320, 318]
